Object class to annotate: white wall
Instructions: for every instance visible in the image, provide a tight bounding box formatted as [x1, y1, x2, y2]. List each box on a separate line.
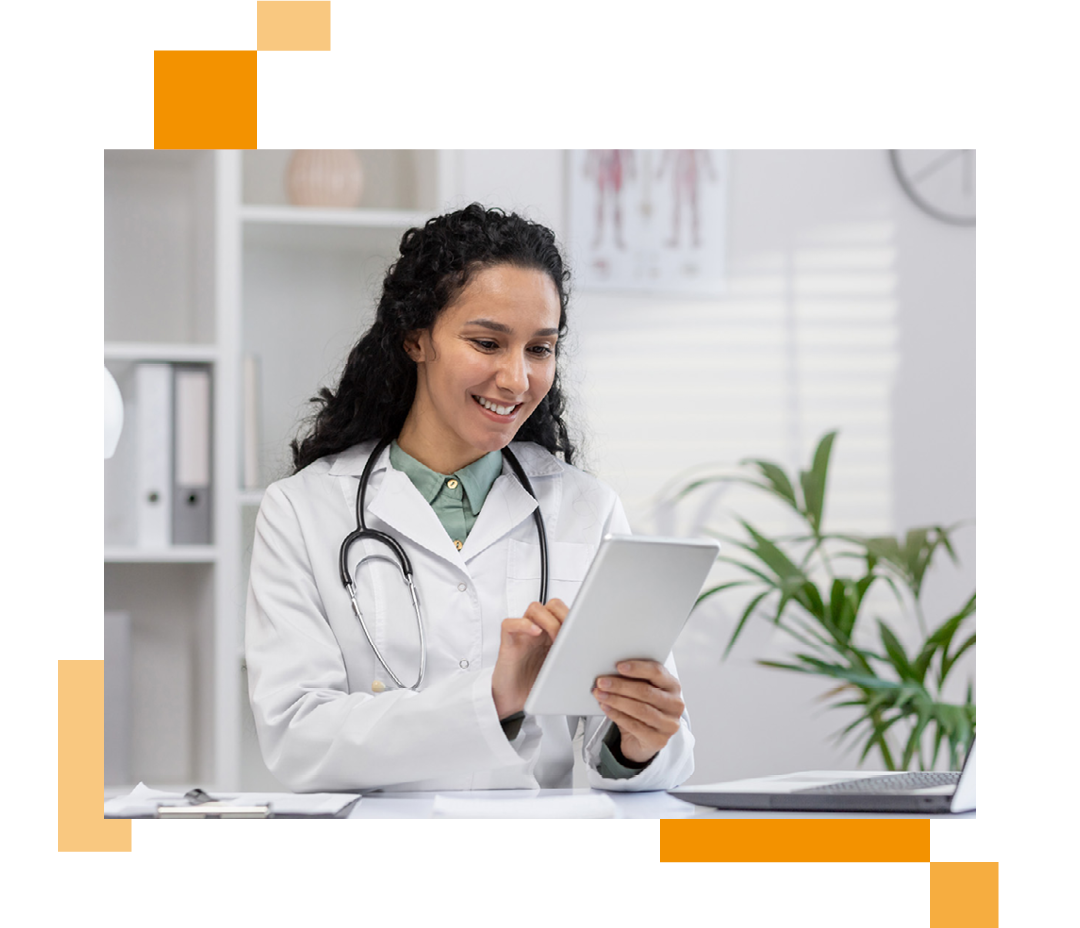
[452, 150, 975, 781]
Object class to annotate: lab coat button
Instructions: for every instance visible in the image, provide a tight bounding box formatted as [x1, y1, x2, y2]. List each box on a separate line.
[459, 660, 469, 669]
[458, 583, 467, 592]
[447, 479, 459, 489]
[372, 680, 386, 693]
[454, 539, 463, 550]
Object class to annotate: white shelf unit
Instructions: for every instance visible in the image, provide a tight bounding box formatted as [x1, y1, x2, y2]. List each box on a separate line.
[104, 149, 450, 791]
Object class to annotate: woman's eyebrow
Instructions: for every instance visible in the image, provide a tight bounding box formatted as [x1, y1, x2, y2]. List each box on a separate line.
[464, 318, 559, 337]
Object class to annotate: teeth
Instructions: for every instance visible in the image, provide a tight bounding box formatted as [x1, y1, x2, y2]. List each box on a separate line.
[475, 396, 517, 416]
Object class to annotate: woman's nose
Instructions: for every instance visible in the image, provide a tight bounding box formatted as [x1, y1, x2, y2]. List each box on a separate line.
[496, 351, 528, 396]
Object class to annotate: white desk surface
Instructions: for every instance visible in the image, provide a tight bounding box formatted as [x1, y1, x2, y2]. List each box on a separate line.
[104, 787, 973, 819]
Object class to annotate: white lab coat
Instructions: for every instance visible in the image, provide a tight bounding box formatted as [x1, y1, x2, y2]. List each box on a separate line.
[245, 439, 695, 792]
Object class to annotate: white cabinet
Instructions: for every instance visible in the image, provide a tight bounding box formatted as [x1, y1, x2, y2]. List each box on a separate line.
[104, 149, 450, 790]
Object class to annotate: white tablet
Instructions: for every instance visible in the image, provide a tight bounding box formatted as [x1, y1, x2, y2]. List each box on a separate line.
[523, 534, 721, 716]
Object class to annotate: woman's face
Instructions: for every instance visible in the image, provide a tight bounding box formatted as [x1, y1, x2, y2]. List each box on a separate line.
[401, 263, 562, 472]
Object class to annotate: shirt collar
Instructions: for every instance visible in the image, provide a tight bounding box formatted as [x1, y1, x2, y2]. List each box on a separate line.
[325, 438, 564, 479]
[388, 441, 504, 510]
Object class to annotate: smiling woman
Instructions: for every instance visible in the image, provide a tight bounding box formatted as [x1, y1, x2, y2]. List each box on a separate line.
[290, 205, 576, 472]
[244, 204, 695, 793]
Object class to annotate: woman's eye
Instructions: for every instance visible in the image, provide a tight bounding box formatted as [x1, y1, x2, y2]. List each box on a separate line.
[470, 338, 553, 356]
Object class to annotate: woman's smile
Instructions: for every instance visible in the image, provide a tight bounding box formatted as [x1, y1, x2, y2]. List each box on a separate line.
[472, 395, 523, 418]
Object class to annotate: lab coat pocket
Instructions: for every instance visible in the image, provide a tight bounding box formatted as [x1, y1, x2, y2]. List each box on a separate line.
[506, 539, 597, 617]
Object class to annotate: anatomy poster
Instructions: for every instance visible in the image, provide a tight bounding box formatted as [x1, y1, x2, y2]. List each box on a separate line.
[568, 150, 727, 295]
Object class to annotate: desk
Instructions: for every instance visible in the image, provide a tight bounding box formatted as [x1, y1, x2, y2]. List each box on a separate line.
[346, 788, 972, 819]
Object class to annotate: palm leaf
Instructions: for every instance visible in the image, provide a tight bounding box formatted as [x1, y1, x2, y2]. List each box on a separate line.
[724, 589, 773, 657]
[738, 460, 799, 511]
[941, 633, 976, 685]
[696, 579, 755, 605]
[877, 620, 916, 681]
[798, 431, 836, 535]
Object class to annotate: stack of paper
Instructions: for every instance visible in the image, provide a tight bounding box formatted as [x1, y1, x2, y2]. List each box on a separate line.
[972, 596, 1080, 747]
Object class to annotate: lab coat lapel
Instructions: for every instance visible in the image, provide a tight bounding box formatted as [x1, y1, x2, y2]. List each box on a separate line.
[335, 439, 560, 570]
[366, 468, 464, 569]
[461, 472, 540, 562]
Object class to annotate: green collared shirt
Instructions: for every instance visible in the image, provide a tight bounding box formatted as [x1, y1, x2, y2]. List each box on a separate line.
[389, 441, 503, 550]
[387, 440, 650, 780]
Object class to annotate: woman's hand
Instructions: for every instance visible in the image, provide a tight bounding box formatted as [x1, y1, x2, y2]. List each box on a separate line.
[491, 598, 568, 719]
[593, 660, 685, 765]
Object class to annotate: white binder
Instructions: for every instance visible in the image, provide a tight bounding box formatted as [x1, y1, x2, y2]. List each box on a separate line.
[104, 610, 132, 787]
[135, 363, 172, 547]
[172, 365, 212, 545]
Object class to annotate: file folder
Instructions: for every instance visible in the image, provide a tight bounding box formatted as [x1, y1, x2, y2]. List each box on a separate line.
[172, 365, 213, 545]
[135, 363, 172, 547]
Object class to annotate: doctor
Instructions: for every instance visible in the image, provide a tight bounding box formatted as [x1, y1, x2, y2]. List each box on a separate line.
[246, 204, 694, 792]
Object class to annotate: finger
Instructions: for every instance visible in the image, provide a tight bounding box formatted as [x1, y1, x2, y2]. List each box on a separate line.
[595, 677, 684, 716]
[523, 601, 564, 642]
[596, 673, 680, 699]
[501, 617, 544, 641]
[593, 689, 682, 735]
[611, 659, 680, 691]
[598, 702, 666, 755]
[544, 598, 569, 621]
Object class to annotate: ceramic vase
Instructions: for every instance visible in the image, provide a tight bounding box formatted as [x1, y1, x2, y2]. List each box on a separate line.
[286, 150, 364, 207]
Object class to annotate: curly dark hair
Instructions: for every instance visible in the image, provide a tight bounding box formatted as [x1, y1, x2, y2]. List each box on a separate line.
[290, 203, 577, 473]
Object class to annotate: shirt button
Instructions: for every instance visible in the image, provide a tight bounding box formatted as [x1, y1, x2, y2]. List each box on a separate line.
[447, 479, 459, 489]
[372, 680, 386, 693]
[454, 539, 463, 550]
[458, 582, 467, 592]
[459, 660, 470, 669]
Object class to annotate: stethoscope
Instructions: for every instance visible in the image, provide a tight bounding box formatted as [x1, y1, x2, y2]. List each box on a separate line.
[339, 435, 548, 691]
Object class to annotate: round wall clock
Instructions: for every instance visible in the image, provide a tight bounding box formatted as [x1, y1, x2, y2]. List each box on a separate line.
[885, 151, 1080, 227]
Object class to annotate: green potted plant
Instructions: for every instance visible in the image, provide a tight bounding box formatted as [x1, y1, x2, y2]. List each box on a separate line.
[679, 431, 975, 771]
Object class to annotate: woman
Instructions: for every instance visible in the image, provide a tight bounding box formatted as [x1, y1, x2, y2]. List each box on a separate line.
[246, 204, 694, 792]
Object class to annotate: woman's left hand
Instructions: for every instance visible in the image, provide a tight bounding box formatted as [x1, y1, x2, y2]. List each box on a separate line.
[592, 660, 685, 765]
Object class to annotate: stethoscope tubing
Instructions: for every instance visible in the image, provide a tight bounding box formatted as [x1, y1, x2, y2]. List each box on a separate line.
[339, 436, 547, 691]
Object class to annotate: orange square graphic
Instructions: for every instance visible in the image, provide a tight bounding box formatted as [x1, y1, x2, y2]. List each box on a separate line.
[656, 825, 928, 924]
[931, 863, 998, 927]
[154, 50, 257, 149]
[258, 1, 331, 50]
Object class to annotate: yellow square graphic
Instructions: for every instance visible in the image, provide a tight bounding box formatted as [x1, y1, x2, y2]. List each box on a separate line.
[154, 50, 257, 149]
[258, 1, 331, 51]
[931, 863, 998, 927]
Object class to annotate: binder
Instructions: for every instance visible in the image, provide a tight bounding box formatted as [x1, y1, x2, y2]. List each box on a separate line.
[172, 365, 213, 545]
[104, 610, 132, 786]
[135, 363, 172, 547]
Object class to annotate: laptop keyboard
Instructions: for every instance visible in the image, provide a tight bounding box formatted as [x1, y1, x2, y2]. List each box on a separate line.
[796, 771, 961, 794]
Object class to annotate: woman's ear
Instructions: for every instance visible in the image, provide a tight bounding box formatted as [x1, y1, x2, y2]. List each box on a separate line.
[403, 330, 426, 362]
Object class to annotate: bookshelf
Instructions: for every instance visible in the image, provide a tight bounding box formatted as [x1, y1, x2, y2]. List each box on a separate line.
[103, 149, 451, 790]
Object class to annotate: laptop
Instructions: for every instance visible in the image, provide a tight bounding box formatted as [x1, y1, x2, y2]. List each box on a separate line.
[669, 738, 975, 814]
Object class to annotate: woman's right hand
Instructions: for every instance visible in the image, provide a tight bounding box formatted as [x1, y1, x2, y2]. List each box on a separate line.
[491, 598, 568, 719]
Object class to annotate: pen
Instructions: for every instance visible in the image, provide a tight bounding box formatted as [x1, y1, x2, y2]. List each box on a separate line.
[156, 802, 271, 819]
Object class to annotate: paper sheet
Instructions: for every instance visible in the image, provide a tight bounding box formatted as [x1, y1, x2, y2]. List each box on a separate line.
[429, 792, 619, 819]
